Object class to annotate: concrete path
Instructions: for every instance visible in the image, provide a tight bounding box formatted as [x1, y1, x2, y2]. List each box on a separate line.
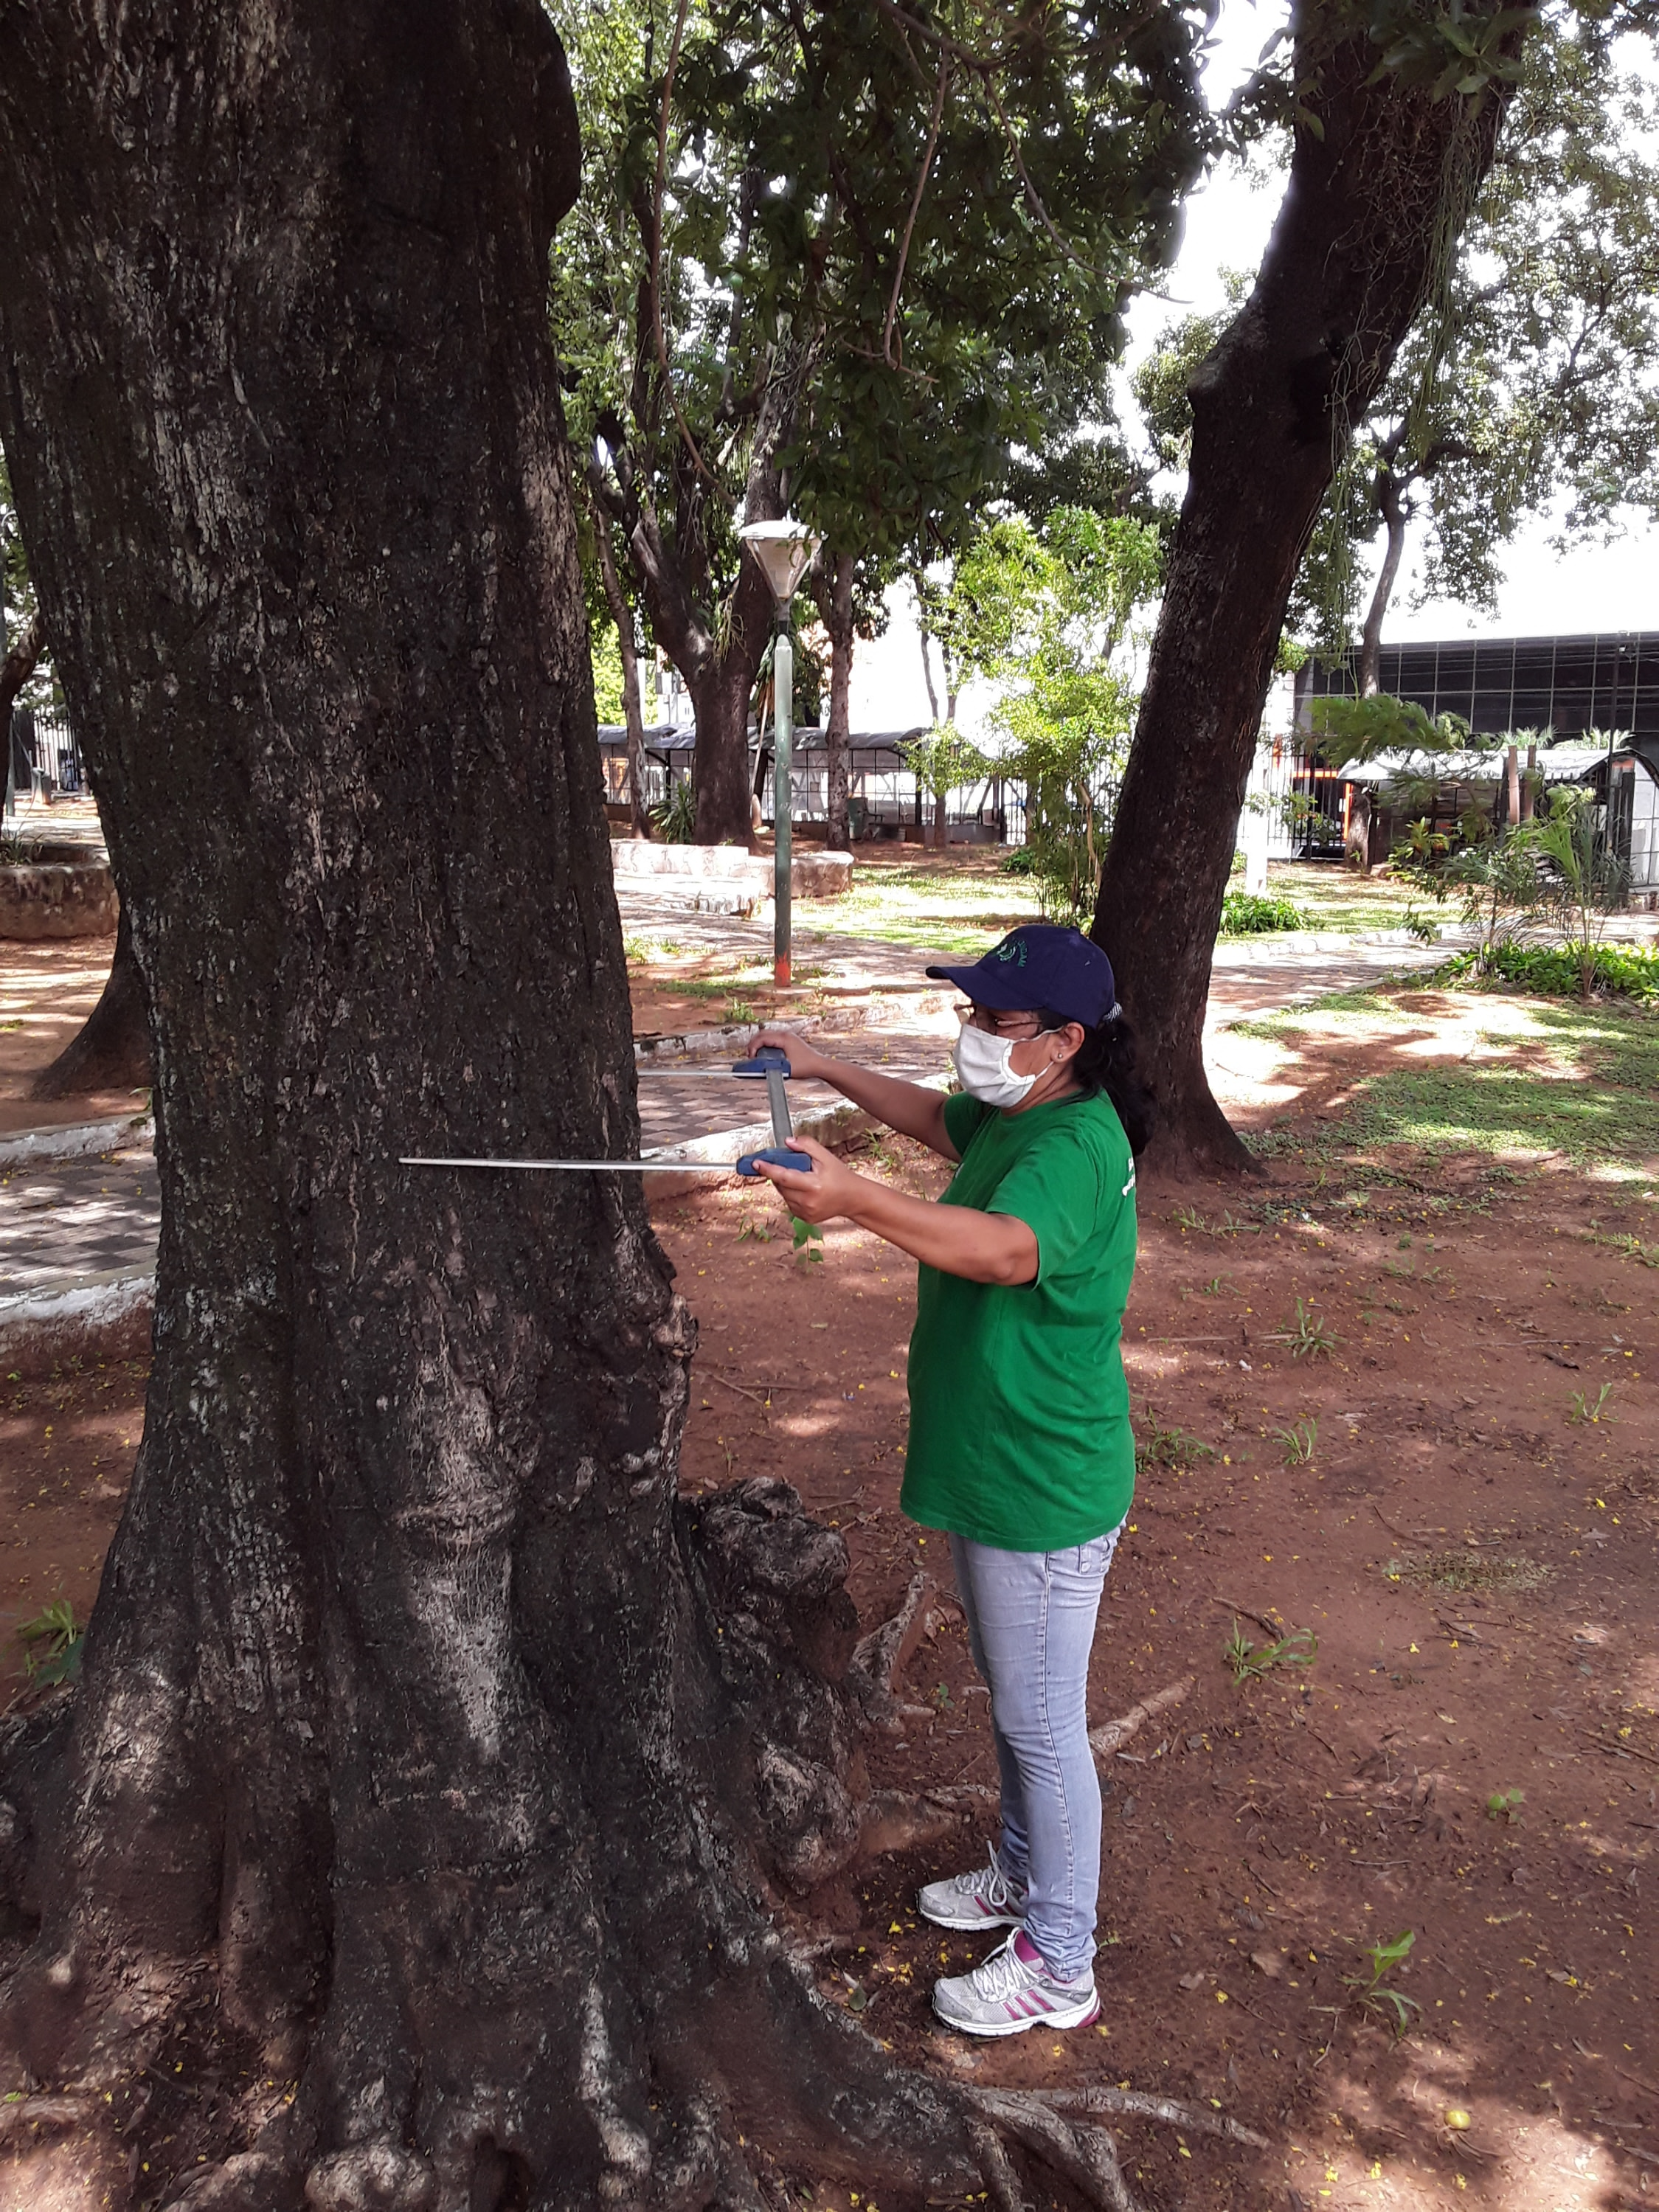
[0, 1145, 157, 1297]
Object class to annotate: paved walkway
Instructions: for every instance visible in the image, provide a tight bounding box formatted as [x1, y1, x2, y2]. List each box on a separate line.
[0, 921, 1471, 1300]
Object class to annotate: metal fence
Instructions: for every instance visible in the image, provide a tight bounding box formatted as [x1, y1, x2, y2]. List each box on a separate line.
[9, 704, 87, 798]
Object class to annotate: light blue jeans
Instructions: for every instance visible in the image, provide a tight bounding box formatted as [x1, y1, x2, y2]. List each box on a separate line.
[949, 1524, 1123, 1983]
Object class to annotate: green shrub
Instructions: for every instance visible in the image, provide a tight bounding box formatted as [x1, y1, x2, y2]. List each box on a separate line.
[1441, 940, 1659, 1002]
[651, 775, 697, 844]
[1220, 890, 1306, 935]
[1000, 845, 1039, 875]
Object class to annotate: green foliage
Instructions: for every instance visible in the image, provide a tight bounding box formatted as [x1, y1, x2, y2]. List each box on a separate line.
[1308, 692, 1474, 769]
[1290, 18, 1659, 656]
[1270, 1297, 1336, 1360]
[589, 611, 628, 727]
[1486, 1785, 1525, 1824]
[904, 724, 991, 806]
[1440, 939, 1659, 1002]
[1223, 1618, 1317, 1683]
[1520, 787, 1629, 998]
[791, 1218, 825, 1266]
[1568, 1381, 1615, 1426]
[1219, 890, 1306, 935]
[953, 508, 1163, 921]
[1275, 1417, 1318, 1466]
[17, 1596, 82, 1684]
[1342, 1930, 1421, 2039]
[651, 776, 697, 845]
[1135, 1420, 1216, 1473]
[555, 0, 1209, 724]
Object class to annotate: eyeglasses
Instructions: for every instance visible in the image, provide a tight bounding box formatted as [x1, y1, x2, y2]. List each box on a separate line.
[955, 1002, 1047, 1039]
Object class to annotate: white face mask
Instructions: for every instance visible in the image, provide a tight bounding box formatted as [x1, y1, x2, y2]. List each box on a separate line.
[953, 1021, 1039, 1109]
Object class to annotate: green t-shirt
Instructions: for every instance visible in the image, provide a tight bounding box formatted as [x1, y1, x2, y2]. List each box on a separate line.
[899, 1086, 1138, 1553]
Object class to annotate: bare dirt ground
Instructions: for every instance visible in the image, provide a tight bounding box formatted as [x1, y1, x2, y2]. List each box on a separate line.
[0, 931, 148, 1134]
[3, 954, 1655, 2211]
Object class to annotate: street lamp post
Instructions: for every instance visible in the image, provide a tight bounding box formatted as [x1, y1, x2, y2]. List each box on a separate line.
[738, 518, 820, 987]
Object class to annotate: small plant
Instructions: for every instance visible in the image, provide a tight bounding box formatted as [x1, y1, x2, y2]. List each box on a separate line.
[1597, 1231, 1659, 1269]
[1270, 1297, 1336, 1360]
[724, 997, 756, 1024]
[931, 1682, 954, 1710]
[792, 1218, 825, 1266]
[1275, 1416, 1318, 1466]
[1199, 1275, 1235, 1297]
[1568, 1382, 1615, 1425]
[651, 774, 698, 844]
[17, 1596, 82, 1685]
[1343, 1930, 1421, 2038]
[1485, 1785, 1525, 1825]
[1224, 1618, 1317, 1683]
[1136, 1421, 1217, 1473]
[1173, 1204, 1208, 1232]
[736, 1218, 774, 1244]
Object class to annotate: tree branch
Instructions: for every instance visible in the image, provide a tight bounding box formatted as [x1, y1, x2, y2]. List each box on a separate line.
[883, 55, 952, 367]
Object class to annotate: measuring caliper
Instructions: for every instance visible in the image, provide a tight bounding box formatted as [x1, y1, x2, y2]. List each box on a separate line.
[400, 1046, 813, 1178]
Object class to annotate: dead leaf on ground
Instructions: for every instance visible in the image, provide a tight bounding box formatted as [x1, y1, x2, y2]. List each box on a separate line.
[1250, 1949, 1284, 1979]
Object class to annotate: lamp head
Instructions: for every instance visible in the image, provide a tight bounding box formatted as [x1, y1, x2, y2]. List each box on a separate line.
[737, 517, 820, 609]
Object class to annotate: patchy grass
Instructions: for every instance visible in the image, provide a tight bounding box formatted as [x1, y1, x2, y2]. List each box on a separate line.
[1223, 981, 1659, 1177]
[822, 856, 1042, 956]
[1262, 859, 1424, 934]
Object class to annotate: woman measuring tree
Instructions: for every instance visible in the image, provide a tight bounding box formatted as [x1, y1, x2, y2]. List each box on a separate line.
[752, 922, 1149, 2038]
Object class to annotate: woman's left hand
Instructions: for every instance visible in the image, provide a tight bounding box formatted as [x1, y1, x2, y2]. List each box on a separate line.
[747, 1135, 865, 1224]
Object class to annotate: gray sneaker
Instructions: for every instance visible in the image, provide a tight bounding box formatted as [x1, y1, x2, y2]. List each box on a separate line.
[931, 1928, 1100, 2038]
[918, 1845, 1028, 1932]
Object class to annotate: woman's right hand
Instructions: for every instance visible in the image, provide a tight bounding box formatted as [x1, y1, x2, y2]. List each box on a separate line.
[747, 1027, 836, 1083]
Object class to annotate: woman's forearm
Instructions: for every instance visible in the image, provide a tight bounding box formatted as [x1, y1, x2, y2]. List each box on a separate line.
[839, 1176, 1037, 1286]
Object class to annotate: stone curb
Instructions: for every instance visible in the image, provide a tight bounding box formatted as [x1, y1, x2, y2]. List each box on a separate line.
[0, 1112, 153, 1171]
[633, 989, 954, 1064]
[0, 1265, 153, 1379]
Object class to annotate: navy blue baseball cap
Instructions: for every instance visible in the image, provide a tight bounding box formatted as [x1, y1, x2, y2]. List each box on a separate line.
[927, 924, 1119, 1028]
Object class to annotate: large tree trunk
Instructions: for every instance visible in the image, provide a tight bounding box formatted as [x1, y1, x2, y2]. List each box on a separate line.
[0, 8, 1033, 2208]
[30, 901, 152, 1097]
[1091, 9, 1523, 1173]
[822, 550, 855, 852]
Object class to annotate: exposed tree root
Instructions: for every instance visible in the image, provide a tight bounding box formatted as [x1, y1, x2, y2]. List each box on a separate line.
[964, 2089, 1143, 2212]
[1039, 2084, 1273, 2149]
[967, 2116, 1035, 2212]
[1089, 1676, 1193, 1761]
[847, 1570, 957, 1722]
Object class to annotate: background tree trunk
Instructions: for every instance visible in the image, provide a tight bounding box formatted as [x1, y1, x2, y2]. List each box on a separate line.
[822, 550, 855, 852]
[1359, 468, 1410, 696]
[1091, 18, 1523, 1174]
[586, 474, 653, 838]
[0, 7, 994, 2206]
[30, 901, 151, 1097]
[0, 609, 42, 752]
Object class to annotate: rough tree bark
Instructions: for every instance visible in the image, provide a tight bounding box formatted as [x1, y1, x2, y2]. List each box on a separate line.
[1091, 7, 1526, 1173]
[30, 901, 152, 1097]
[818, 549, 856, 852]
[586, 465, 653, 839]
[0, 8, 1154, 2210]
[0, 608, 42, 757]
